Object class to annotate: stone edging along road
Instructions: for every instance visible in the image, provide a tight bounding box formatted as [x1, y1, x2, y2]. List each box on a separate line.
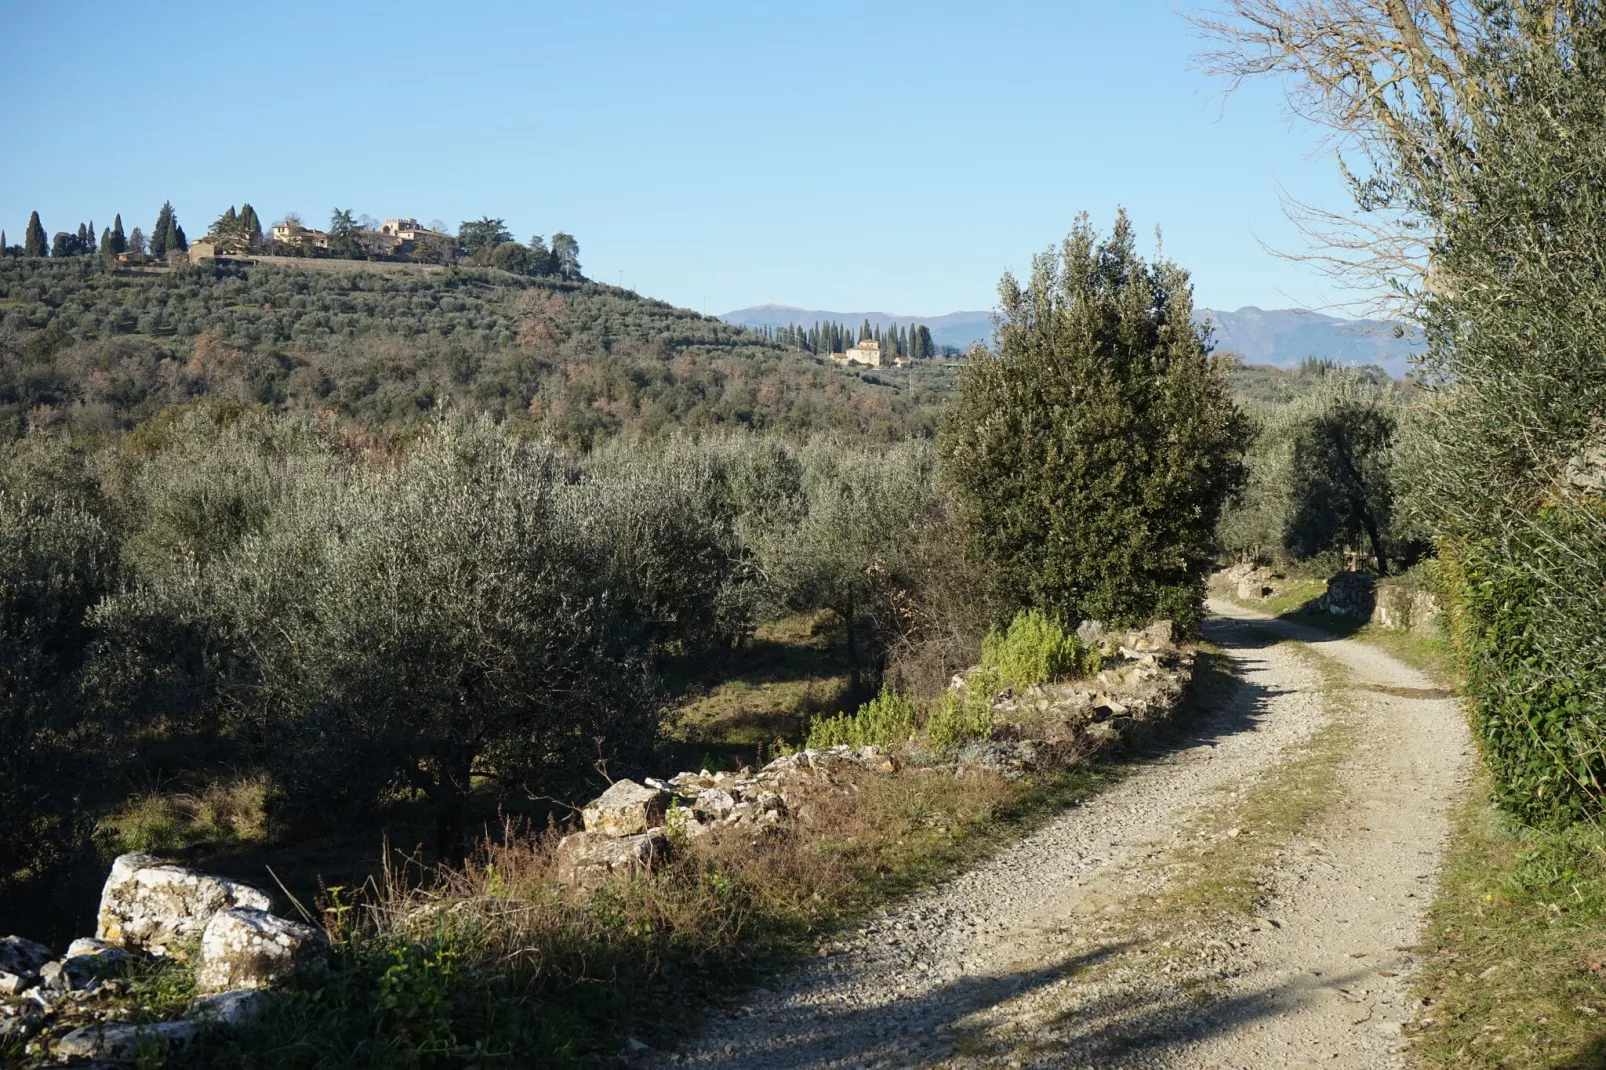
[648, 598, 1473, 1069]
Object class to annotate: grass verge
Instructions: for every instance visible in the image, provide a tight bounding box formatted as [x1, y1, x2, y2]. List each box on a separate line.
[1409, 791, 1606, 1068]
[1158, 644, 1357, 928]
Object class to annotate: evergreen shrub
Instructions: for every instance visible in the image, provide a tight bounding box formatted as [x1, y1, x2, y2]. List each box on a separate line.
[1436, 502, 1606, 827]
[926, 681, 996, 750]
[979, 609, 1099, 688]
[805, 686, 918, 750]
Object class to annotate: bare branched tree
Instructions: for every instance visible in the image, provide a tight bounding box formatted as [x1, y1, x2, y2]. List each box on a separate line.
[1190, 1, 1584, 314]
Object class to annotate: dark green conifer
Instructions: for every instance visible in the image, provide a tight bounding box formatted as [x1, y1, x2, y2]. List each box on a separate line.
[239, 204, 262, 250]
[110, 214, 127, 255]
[25, 212, 46, 257]
[150, 202, 174, 257]
[101, 227, 113, 256]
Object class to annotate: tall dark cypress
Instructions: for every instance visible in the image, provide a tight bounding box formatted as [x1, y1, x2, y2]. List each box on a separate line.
[239, 204, 262, 250]
[150, 202, 174, 257]
[24, 212, 46, 257]
[101, 227, 113, 256]
[110, 214, 126, 255]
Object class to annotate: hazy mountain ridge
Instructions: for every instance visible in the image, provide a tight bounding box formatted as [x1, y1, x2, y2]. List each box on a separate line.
[722, 303, 1424, 374]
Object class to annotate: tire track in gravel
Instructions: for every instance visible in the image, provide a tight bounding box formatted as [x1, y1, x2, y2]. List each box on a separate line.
[650, 606, 1347, 1069]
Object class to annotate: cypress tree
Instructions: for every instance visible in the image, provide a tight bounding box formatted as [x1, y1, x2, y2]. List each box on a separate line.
[150, 202, 174, 258]
[239, 204, 262, 250]
[86, 221, 97, 254]
[110, 214, 126, 255]
[1, 231, 6, 254]
[861, 318, 872, 342]
[24, 212, 47, 257]
[101, 227, 113, 257]
[170, 219, 187, 253]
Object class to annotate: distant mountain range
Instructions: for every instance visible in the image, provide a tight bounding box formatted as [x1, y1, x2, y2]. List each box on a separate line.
[721, 304, 1425, 376]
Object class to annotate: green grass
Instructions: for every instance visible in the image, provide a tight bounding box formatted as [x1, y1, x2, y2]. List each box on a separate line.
[1155, 641, 1358, 926]
[1409, 794, 1606, 1068]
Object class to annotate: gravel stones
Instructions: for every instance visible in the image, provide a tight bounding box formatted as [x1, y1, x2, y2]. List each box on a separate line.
[97, 853, 273, 955]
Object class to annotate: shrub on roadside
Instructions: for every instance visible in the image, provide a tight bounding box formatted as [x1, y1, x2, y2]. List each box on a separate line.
[926, 683, 996, 750]
[942, 212, 1250, 633]
[979, 609, 1099, 688]
[805, 686, 919, 749]
[1435, 500, 1606, 827]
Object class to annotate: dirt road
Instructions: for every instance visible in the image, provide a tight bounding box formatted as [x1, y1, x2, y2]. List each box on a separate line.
[652, 600, 1473, 1069]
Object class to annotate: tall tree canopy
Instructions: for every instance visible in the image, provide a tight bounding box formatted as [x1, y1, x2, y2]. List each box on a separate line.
[24, 212, 47, 258]
[458, 217, 513, 256]
[942, 211, 1250, 630]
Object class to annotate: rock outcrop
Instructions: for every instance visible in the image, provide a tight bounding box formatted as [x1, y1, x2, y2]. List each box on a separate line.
[553, 828, 670, 890]
[583, 780, 671, 837]
[554, 620, 1193, 888]
[2, 856, 327, 1066]
[552, 745, 897, 888]
[1313, 571, 1440, 634]
[96, 853, 273, 955]
[194, 907, 329, 994]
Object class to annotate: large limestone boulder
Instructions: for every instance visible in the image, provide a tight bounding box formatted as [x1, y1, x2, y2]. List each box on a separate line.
[554, 828, 668, 889]
[53, 1019, 201, 1061]
[97, 854, 273, 955]
[0, 935, 52, 986]
[194, 907, 328, 994]
[582, 779, 670, 837]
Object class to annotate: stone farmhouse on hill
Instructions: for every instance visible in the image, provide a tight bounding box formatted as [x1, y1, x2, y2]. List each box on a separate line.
[827, 338, 910, 369]
[269, 223, 330, 250]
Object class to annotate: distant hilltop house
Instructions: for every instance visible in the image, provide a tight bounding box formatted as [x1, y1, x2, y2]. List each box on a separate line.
[378, 218, 440, 242]
[827, 338, 909, 369]
[267, 217, 450, 258]
[271, 223, 330, 250]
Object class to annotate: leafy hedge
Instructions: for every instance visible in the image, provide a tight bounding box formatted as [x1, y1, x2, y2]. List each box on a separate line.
[1436, 501, 1606, 827]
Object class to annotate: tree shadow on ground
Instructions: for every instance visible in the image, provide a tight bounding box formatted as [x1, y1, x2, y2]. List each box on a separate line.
[653, 609, 1302, 1067]
[666, 938, 1386, 1068]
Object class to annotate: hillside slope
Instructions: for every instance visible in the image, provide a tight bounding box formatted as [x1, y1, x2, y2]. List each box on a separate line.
[0, 259, 944, 444]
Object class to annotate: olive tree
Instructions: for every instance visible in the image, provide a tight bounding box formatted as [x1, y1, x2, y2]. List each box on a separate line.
[0, 436, 118, 906]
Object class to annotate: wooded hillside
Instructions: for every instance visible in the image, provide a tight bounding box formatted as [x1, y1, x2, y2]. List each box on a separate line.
[0, 258, 952, 446]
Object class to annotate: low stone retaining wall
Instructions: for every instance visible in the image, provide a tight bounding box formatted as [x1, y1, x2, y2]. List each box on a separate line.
[1315, 571, 1441, 634]
[555, 619, 1195, 887]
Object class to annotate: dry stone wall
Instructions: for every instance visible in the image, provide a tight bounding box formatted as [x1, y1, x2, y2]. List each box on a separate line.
[555, 620, 1195, 887]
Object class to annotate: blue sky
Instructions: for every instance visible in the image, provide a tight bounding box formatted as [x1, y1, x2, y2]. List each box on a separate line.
[1, 1, 1357, 317]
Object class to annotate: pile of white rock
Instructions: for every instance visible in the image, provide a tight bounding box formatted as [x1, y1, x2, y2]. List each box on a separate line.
[553, 745, 896, 888]
[1, 854, 328, 1066]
